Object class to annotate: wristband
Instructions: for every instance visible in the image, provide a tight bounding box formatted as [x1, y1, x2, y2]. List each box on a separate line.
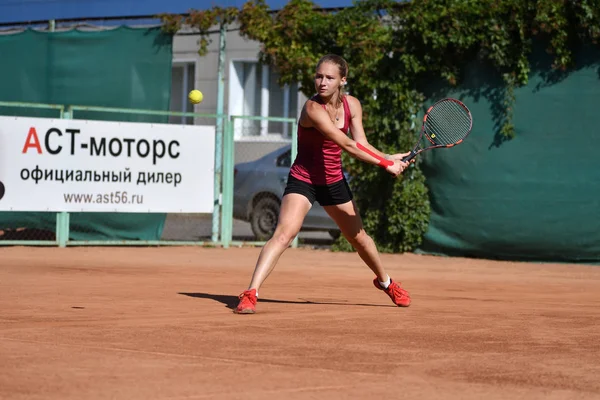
[357, 142, 393, 167]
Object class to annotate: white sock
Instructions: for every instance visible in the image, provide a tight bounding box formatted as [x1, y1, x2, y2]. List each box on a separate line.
[255, 290, 259, 298]
[378, 276, 391, 289]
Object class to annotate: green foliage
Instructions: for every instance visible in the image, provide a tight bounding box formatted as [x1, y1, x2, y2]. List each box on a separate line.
[160, 0, 600, 253]
[157, 7, 239, 55]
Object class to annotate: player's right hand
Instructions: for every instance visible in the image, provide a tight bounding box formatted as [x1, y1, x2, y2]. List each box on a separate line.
[385, 159, 409, 177]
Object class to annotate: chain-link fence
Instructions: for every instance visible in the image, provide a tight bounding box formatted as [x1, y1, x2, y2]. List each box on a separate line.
[222, 115, 340, 249]
[220, 115, 297, 247]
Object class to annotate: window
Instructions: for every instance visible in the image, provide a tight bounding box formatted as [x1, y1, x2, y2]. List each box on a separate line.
[229, 61, 299, 139]
[169, 62, 196, 125]
[268, 72, 298, 138]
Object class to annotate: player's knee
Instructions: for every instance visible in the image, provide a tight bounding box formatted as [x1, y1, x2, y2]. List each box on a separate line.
[272, 230, 296, 248]
[345, 229, 371, 249]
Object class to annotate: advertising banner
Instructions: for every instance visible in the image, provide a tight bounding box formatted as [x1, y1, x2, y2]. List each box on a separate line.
[0, 116, 215, 213]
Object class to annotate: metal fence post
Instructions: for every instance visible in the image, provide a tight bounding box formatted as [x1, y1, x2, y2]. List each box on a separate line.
[220, 118, 234, 248]
[55, 105, 73, 247]
[211, 22, 227, 244]
[55, 212, 70, 248]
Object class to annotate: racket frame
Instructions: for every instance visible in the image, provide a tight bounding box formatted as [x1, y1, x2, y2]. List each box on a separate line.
[402, 98, 472, 163]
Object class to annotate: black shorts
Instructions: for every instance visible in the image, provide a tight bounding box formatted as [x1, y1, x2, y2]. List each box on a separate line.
[283, 174, 353, 206]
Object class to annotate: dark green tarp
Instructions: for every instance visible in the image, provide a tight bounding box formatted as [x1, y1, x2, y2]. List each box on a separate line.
[418, 44, 600, 263]
[0, 26, 173, 241]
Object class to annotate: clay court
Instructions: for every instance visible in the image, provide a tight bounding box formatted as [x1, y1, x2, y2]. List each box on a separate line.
[1, 246, 599, 399]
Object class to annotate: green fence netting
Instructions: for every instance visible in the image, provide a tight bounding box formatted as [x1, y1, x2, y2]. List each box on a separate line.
[418, 44, 600, 263]
[0, 26, 173, 241]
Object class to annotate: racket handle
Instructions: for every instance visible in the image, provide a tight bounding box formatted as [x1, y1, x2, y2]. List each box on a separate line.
[401, 151, 417, 163]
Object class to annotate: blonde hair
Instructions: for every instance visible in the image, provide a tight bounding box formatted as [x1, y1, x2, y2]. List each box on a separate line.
[316, 54, 349, 103]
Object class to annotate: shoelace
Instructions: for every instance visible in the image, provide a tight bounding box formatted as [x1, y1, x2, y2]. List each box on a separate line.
[239, 291, 255, 302]
[390, 284, 408, 298]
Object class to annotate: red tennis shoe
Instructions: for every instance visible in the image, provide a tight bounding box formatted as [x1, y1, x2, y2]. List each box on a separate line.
[234, 289, 257, 314]
[373, 278, 411, 307]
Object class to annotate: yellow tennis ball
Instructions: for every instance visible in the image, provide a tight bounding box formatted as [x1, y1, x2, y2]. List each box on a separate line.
[188, 89, 203, 104]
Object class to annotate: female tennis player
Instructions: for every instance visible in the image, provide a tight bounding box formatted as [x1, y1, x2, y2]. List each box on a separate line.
[235, 54, 411, 314]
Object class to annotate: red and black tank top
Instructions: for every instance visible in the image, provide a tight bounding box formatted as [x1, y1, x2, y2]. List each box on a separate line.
[289, 95, 350, 185]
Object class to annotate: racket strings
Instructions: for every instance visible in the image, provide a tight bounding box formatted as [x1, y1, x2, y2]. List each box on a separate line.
[425, 101, 472, 146]
[426, 107, 470, 144]
[427, 107, 469, 144]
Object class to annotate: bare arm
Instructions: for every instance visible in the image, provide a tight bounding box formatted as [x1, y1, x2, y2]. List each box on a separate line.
[345, 97, 414, 163]
[345, 96, 391, 160]
[300, 98, 400, 169]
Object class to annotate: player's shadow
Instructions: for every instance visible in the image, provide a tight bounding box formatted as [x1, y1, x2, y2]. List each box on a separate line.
[178, 292, 394, 310]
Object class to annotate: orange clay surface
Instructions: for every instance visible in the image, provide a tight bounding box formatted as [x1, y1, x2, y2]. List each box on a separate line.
[1, 246, 599, 400]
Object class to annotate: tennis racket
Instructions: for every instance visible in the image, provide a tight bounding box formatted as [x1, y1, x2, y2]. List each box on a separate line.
[402, 98, 473, 163]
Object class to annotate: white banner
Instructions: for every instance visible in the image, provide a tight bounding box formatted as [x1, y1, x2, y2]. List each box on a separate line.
[0, 116, 215, 213]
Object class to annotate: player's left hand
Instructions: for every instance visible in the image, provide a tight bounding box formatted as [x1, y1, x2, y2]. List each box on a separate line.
[388, 151, 412, 162]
